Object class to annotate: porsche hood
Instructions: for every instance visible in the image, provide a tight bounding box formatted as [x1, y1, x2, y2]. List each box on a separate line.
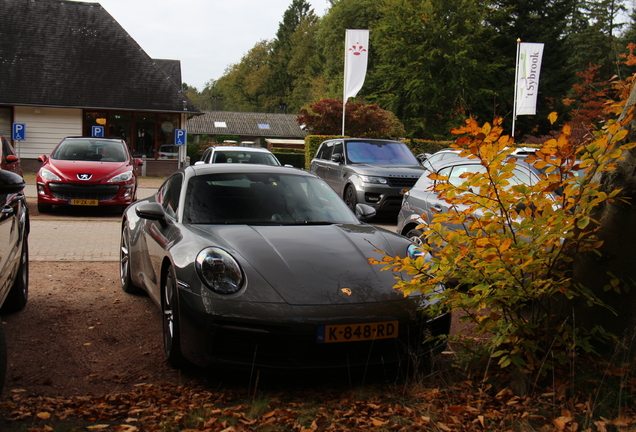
[192, 224, 410, 305]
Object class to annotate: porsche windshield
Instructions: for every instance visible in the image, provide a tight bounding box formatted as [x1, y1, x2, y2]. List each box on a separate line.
[184, 173, 360, 225]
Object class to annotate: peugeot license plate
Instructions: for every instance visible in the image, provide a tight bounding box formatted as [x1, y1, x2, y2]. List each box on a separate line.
[317, 320, 398, 343]
[70, 199, 98, 206]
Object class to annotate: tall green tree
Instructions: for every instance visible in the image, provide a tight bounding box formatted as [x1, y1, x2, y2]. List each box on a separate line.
[285, 16, 324, 111]
[314, 0, 383, 99]
[216, 40, 274, 112]
[184, 79, 225, 111]
[371, 0, 501, 139]
[268, 0, 317, 112]
[566, 0, 627, 80]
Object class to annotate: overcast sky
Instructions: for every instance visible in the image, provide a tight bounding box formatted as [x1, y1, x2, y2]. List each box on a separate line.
[82, 0, 332, 91]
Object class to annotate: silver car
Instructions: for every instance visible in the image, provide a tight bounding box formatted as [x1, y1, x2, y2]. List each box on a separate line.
[120, 163, 450, 369]
[0, 169, 29, 394]
[397, 156, 544, 242]
[310, 138, 425, 214]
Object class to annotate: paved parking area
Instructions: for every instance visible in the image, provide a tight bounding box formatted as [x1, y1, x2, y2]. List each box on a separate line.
[29, 219, 121, 261]
[25, 185, 154, 262]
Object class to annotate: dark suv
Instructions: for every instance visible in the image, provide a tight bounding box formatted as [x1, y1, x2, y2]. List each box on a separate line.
[310, 138, 425, 214]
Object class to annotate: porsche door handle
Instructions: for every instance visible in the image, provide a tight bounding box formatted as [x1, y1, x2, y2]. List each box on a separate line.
[1, 205, 14, 219]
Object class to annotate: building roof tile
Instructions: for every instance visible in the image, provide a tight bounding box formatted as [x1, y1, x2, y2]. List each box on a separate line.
[188, 111, 307, 138]
[0, 0, 199, 113]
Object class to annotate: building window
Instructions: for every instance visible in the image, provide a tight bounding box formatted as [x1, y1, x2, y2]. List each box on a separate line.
[214, 121, 227, 128]
[84, 110, 181, 160]
[258, 123, 270, 129]
[84, 111, 108, 137]
[134, 113, 156, 158]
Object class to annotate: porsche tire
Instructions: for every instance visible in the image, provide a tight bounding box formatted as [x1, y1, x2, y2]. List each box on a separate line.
[2, 236, 28, 314]
[0, 321, 7, 394]
[162, 265, 185, 368]
[120, 224, 142, 294]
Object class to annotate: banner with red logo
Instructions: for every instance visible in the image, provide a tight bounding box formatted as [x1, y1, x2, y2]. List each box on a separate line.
[343, 29, 369, 101]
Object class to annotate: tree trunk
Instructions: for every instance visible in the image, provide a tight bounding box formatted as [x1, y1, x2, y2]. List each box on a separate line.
[572, 84, 636, 339]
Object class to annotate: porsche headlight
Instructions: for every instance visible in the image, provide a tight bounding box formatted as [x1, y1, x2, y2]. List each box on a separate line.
[359, 175, 387, 184]
[108, 170, 133, 183]
[195, 247, 244, 294]
[408, 244, 431, 260]
[39, 168, 61, 182]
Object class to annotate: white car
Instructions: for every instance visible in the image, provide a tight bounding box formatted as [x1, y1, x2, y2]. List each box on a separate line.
[158, 144, 179, 160]
[196, 145, 282, 166]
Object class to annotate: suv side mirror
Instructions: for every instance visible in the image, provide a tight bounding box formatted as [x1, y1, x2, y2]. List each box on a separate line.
[331, 153, 343, 163]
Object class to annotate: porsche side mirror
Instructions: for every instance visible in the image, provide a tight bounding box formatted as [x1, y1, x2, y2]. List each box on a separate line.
[135, 202, 166, 223]
[0, 170, 26, 194]
[355, 203, 376, 222]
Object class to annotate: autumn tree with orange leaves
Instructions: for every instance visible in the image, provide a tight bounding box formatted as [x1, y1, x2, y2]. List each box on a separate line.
[373, 83, 636, 390]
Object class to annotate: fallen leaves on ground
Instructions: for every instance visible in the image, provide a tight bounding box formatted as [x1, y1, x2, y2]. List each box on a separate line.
[0, 379, 634, 432]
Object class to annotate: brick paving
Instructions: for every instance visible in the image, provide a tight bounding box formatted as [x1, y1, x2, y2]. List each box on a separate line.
[29, 219, 121, 262]
[24, 184, 156, 262]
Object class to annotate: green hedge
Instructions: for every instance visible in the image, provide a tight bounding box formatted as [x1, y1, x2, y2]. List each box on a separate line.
[303, 135, 343, 169]
[403, 139, 453, 157]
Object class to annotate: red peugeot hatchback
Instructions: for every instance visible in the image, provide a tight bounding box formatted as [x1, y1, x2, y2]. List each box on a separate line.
[36, 137, 143, 213]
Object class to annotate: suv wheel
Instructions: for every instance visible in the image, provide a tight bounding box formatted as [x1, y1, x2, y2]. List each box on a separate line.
[344, 186, 357, 211]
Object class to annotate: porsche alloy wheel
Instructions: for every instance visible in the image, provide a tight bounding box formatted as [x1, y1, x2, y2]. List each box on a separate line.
[162, 265, 185, 368]
[344, 185, 357, 212]
[120, 224, 141, 294]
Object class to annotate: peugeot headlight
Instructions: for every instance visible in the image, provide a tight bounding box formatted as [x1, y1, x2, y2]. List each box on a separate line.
[108, 170, 133, 183]
[195, 247, 244, 294]
[39, 168, 61, 182]
[359, 175, 388, 184]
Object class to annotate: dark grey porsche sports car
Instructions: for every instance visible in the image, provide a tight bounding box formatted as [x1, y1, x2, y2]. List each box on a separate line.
[120, 164, 450, 369]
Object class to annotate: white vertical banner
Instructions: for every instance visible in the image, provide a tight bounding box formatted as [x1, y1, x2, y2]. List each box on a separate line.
[343, 29, 369, 100]
[342, 29, 369, 135]
[515, 42, 544, 116]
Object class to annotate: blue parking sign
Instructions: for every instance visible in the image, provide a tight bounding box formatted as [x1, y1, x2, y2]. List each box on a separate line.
[175, 129, 186, 146]
[13, 123, 25, 141]
[92, 126, 105, 137]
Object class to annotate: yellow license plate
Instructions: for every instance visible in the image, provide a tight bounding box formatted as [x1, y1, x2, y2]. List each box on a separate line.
[70, 199, 98, 206]
[317, 320, 398, 343]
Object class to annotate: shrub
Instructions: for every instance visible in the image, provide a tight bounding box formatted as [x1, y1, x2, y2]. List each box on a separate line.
[372, 112, 636, 388]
